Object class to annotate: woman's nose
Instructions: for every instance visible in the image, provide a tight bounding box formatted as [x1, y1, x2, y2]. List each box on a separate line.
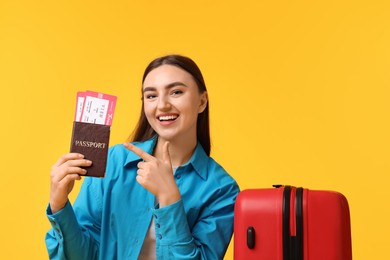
[157, 95, 171, 110]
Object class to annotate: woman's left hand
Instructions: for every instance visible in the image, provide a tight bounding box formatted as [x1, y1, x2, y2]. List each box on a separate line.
[124, 141, 181, 207]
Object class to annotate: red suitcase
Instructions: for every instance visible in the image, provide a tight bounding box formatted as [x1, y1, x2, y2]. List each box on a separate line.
[234, 185, 352, 260]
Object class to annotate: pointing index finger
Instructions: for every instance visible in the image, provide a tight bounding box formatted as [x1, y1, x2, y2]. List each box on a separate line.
[124, 143, 154, 161]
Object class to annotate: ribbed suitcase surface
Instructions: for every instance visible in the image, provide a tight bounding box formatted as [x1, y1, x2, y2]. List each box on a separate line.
[233, 186, 352, 260]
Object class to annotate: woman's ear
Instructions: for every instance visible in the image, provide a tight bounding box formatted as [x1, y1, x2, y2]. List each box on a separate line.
[198, 92, 208, 113]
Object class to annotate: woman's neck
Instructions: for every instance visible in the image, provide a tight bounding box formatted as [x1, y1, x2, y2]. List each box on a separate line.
[154, 137, 197, 167]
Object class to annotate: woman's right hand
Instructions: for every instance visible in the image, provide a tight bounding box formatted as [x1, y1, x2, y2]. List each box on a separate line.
[49, 153, 92, 213]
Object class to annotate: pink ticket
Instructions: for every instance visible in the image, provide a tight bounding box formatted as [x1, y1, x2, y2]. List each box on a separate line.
[75, 90, 117, 126]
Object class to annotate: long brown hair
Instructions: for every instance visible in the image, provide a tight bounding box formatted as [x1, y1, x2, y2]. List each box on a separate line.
[128, 54, 211, 155]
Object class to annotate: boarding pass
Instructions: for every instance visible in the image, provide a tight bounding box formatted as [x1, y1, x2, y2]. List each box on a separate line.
[74, 90, 117, 126]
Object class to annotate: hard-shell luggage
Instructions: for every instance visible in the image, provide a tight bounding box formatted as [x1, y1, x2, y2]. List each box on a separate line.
[234, 185, 352, 260]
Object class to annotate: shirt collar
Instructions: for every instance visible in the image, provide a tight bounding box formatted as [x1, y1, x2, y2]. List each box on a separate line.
[183, 142, 208, 180]
[124, 136, 209, 180]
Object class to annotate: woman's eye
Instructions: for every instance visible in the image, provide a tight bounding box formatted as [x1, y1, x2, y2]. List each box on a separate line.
[171, 90, 183, 96]
[145, 94, 157, 99]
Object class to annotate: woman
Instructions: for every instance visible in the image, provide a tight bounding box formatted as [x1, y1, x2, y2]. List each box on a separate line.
[46, 54, 240, 259]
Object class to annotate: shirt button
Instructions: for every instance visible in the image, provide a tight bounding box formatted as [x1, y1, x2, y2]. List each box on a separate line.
[50, 220, 57, 225]
[156, 223, 160, 228]
[157, 234, 162, 240]
[176, 174, 181, 179]
[153, 214, 158, 219]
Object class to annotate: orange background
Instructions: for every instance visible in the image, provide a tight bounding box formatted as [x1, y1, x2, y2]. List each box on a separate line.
[1, 0, 389, 259]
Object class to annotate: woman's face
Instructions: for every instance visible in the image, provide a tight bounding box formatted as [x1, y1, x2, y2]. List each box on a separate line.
[142, 64, 207, 143]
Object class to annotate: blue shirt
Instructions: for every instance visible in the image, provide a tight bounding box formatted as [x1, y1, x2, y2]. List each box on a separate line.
[45, 137, 240, 259]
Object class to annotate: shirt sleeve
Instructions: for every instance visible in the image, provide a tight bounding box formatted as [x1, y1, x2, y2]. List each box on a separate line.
[45, 177, 103, 260]
[153, 181, 240, 259]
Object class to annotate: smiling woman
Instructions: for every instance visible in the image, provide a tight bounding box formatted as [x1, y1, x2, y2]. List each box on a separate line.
[45, 54, 240, 259]
[140, 64, 208, 166]
[131, 55, 211, 156]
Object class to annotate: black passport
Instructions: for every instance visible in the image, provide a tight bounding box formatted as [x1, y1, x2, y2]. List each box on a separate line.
[70, 121, 110, 177]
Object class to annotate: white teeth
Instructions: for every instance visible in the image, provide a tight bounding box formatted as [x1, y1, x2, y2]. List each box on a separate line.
[159, 115, 177, 121]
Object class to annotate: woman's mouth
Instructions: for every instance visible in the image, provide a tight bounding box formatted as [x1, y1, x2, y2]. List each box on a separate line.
[158, 114, 179, 122]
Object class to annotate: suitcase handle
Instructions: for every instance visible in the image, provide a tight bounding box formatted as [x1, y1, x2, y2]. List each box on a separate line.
[282, 186, 304, 260]
[247, 226, 256, 249]
[283, 186, 292, 260]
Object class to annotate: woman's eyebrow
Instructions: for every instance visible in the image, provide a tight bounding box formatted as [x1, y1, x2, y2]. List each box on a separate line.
[165, 81, 188, 89]
[143, 86, 156, 93]
[143, 82, 188, 93]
